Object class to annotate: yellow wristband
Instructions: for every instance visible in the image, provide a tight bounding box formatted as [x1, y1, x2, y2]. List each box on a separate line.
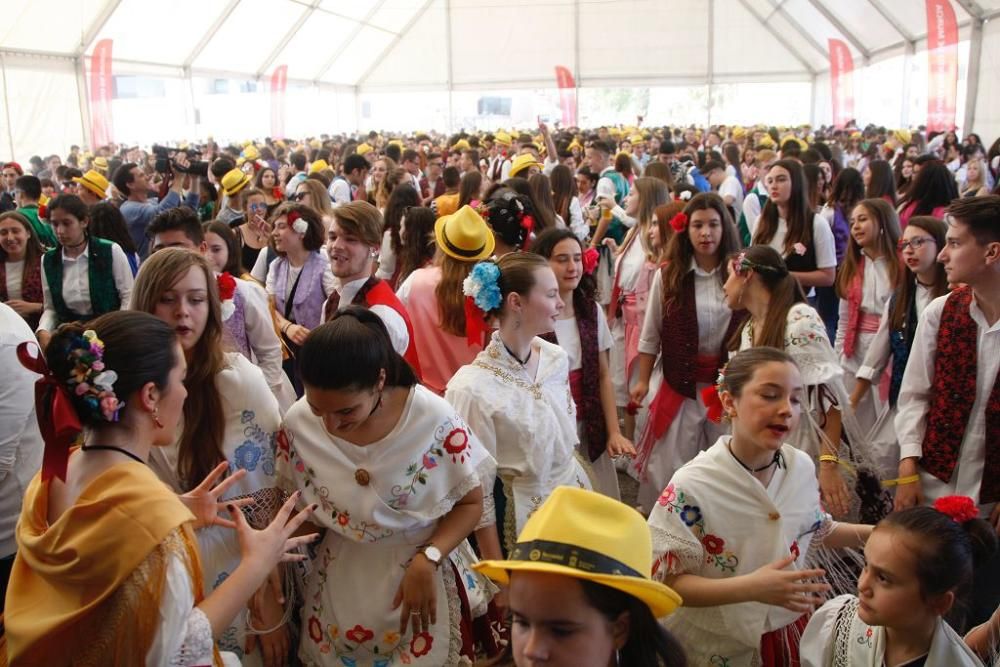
[818, 454, 856, 475]
[882, 474, 921, 487]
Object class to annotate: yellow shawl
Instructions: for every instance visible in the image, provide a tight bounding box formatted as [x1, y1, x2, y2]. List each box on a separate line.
[4, 461, 215, 666]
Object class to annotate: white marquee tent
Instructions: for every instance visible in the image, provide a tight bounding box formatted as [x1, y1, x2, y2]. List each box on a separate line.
[2, 0, 1000, 159]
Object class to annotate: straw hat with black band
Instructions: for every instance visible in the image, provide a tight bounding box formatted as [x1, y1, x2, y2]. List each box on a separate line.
[434, 205, 495, 262]
[474, 486, 682, 618]
[72, 170, 109, 199]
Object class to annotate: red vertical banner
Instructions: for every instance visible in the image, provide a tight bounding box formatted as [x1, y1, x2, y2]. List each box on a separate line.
[554, 66, 577, 127]
[926, 0, 958, 132]
[270, 65, 288, 139]
[828, 39, 855, 129]
[88, 39, 114, 148]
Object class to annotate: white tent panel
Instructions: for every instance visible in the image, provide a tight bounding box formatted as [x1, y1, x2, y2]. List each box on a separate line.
[972, 17, 1000, 141]
[580, 0, 707, 82]
[0, 0, 106, 54]
[1, 55, 84, 159]
[270, 12, 359, 80]
[819, 0, 905, 53]
[874, 0, 973, 41]
[713, 0, 814, 75]
[192, 0, 304, 74]
[321, 26, 395, 85]
[93, 0, 226, 65]
[779, 0, 864, 60]
[744, 0, 828, 71]
[361, 0, 448, 89]
[450, 0, 574, 87]
[369, 0, 425, 33]
[320, 0, 382, 22]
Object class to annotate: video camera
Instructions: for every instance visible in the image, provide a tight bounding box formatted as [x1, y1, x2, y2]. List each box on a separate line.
[152, 145, 209, 178]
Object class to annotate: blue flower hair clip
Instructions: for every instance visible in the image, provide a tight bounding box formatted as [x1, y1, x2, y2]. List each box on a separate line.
[462, 261, 502, 312]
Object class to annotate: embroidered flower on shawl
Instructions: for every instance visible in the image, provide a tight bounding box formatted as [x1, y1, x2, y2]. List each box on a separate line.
[234, 441, 262, 471]
[275, 429, 291, 461]
[702, 534, 725, 555]
[679, 505, 702, 526]
[217, 272, 237, 321]
[933, 495, 978, 524]
[328, 625, 340, 640]
[443, 427, 470, 463]
[582, 246, 599, 275]
[657, 484, 677, 507]
[462, 261, 502, 312]
[337, 512, 350, 527]
[422, 453, 438, 469]
[346, 624, 375, 645]
[410, 632, 433, 657]
[383, 630, 400, 645]
[793, 242, 807, 256]
[308, 616, 323, 643]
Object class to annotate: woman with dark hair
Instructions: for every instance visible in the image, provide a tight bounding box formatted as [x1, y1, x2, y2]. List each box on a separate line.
[897, 161, 958, 226]
[5, 310, 315, 664]
[550, 164, 587, 240]
[575, 165, 598, 209]
[457, 170, 484, 210]
[254, 166, 284, 208]
[817, 167, 866, 337]
[629, 193, 743, 512]
[476, 486, 687, 667]
[527, 173, 559, 232]
[614, 151, 634, 185]
[893, 155, 915, 198]
[864, 160, 898, 206]
[132, 249, 292, 665]
[276, 306, 500, 666]
[0, 211, 45, 328]
[723, 245, 890, 523]
[532, 228, 635, 500]
[751, 159, 836, 289]
[88, 201, 139, 275]
[481, 187, 534, 256]
[376, 182, 420, 285]
[394, 205, 436, 289]
[37, 194, 134, 348]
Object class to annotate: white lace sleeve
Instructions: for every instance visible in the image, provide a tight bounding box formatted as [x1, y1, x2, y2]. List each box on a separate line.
[800, 594, 855, 667]
[785, 304, 844, 387]
[147, 551, 216, 667]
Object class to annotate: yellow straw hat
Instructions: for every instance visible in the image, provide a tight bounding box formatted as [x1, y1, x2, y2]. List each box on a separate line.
[474, 487, 682, 618]
[893, 129, 912, 145]
[72, 170, 109, 199]
[434, 205, 495, 261]
[452, 138, 471, 152]
[242, 145, 260, 161]
[220, 168, 251, 197]
[356, 143, 374, 156]
[92, 156, 109, 173]
[494, 131, 513, 147]
[508, 153, 543, 178]
[309, 159, 330, 174]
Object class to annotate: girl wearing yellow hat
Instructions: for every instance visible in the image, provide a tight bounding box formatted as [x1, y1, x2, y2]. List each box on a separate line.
[475, 486, 686, 667]
[648, 347, 873, 667]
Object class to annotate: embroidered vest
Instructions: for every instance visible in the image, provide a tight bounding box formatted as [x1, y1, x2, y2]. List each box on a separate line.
[42, 238, 120, 325]
[886, 290, 918, 408]
[542, 297, 605, 462]
[358, 277, 424, 381]
[0, 256, 44, 328]
[661, 271, 746, 399]
[272, 252, 326, 330]
[921, 286, 1000, 503]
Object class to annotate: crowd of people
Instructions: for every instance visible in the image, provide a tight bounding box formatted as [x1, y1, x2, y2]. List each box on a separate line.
[1, 120, 999, 666]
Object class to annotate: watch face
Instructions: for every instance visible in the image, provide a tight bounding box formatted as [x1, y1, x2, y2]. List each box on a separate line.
[424, 546, 442, 563]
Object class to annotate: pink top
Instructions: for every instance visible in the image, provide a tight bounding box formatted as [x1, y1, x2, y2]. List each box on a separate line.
[899, 202, 947, 228]
[400, 265, 483, 395]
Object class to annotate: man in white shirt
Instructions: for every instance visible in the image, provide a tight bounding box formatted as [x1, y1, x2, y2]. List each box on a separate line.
[399, 149, 424, 193]
[283, 152, 308, 199]
[702, 159, 743, 209]
[329, 154, 369, 206]
[0, 303, 43, 610]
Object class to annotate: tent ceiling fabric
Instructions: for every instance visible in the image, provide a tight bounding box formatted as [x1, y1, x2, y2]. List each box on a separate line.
[0, 0, 993, 87]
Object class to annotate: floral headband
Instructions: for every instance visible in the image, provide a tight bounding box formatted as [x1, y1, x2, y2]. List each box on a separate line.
[462, 261, 501, 345]
[287, 210, 309, 235]
[731, 251, 789, 278]
[66, 330, 123, 423]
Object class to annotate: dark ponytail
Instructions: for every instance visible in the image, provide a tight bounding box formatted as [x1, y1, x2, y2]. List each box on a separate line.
[299, 305, 417, 391]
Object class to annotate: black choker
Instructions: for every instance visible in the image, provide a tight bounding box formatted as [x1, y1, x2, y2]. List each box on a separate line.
[502, 339, 532, 366]
[81, 444, 145, 465]
[728, 443, 783, 473]
[63, 237, 88, 250]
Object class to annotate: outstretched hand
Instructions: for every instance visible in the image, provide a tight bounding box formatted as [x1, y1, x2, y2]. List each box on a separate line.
[180, 461, 252, 530]
[231, 490, 319, 575]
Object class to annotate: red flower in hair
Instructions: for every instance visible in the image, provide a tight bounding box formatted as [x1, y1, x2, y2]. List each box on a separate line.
[272, 186, 284, 201]
[582, 247, 599, 275]
[932, 495, 979, 524]
[216, 272, 237, 302]
[669, 212, 688, 233]
[287, 210, 301, 226]
[521, 214, 535, 235]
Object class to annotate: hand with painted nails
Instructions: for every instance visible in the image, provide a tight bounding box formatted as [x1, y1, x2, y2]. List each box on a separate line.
[231, 491, 319, 578]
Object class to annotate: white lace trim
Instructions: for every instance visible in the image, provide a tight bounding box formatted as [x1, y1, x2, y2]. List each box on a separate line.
[170, 606, 214, 666]
[428, 457, 497, 523]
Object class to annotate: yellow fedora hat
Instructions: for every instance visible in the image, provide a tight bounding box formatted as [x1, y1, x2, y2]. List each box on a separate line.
[474, 486, 682, 619]
[220, 168, 251, 197]
[434, 205, 495, 261]
[72, 169, 109, 199]
[508, 153, 543, 178]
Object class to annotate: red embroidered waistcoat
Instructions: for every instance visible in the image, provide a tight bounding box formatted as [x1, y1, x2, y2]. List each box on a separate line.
[921, 286, 1000, 503]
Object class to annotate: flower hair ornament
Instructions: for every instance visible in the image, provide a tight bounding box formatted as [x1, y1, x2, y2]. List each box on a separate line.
[676, 190, 693, 202]
[700, 362, 729, 424]
[731, 251, 788, 278]
[462, 261, 502, 344]
[933, 495, 979, 524]
[287, 210, 309, 235]
[16, 330, 123, 481]
[217, 272, 237, 321]
[669, 212, 689, 234]
[582, 246, 599, 275]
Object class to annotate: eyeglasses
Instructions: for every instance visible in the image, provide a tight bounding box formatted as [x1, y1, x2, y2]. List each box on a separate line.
[897, 236, 935, 252]
[292, 192, 308, 201]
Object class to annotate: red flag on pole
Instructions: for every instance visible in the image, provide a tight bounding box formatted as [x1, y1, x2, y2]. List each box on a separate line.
[270, 65, 288, 139]
[828, 39, 855, 129]
[925, 0, 958, 132]
[88, 39, 114, 147]
[554, 66, 577, 127]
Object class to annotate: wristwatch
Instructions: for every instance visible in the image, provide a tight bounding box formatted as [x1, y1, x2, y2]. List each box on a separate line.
[420, 544, 443, 568]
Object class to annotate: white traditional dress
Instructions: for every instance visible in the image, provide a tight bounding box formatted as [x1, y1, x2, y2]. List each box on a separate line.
[148, 352, 282, 666]
[277, 384, 498, 666]
[801, 594, 985, 666]
[446, 332, 593, 552]
[648, 435, 832, 666]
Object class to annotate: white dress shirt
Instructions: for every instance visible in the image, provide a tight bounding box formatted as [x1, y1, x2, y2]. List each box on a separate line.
[333, 275, 409, 356]
[857, 283, 934, 381]
[895, 291, 1000, 512]
[750, 214, 837, 270]
[639, 263, 731, 357]
[834, 255, 893, 354]
[38, 240, 133, 332]
[4, 259, 24, 299]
